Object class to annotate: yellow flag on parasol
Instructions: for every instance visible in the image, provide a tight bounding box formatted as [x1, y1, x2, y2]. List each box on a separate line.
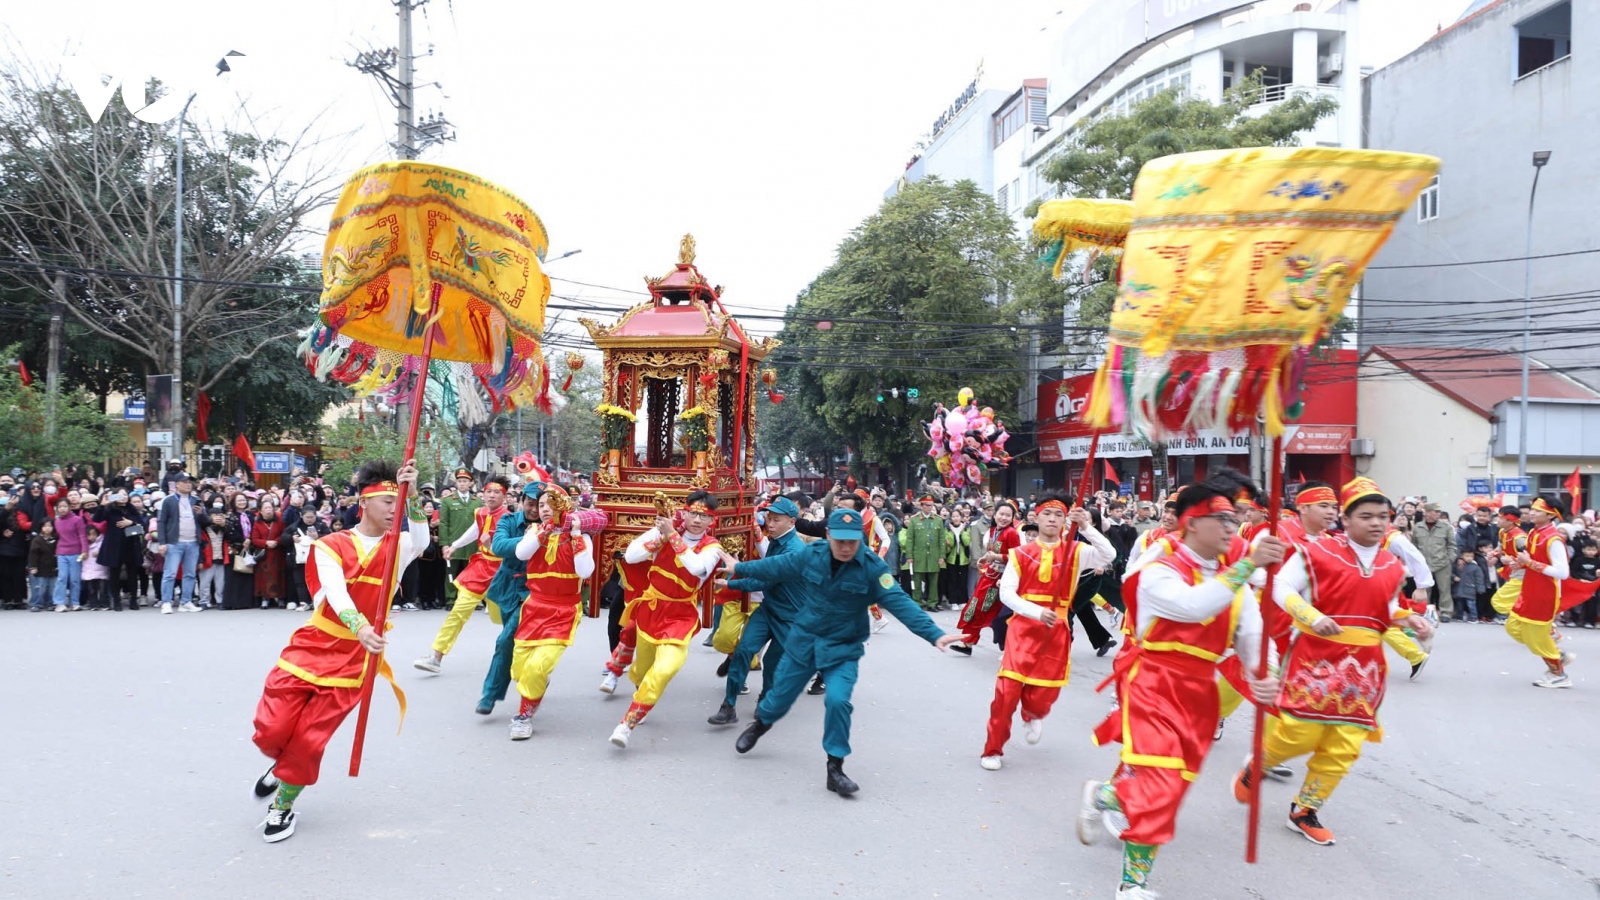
[1033, 197, 1133, 278]
[306, 161, 554, 411]
[1083, 146, 1440, 438]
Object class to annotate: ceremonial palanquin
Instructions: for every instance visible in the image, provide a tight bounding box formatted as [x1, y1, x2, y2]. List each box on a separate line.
[579, 237, 779, 621]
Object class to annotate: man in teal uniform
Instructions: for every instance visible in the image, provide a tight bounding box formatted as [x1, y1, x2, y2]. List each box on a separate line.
[707, 496, 805, 726]
[437, 468, 480, 603]
[718, 508, 963, 795]
[474, 481, 539, 715]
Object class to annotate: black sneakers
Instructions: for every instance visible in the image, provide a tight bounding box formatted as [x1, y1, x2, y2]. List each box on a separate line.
[262, 807, 296, 843]
[826, 756, 859, 796]
[707, 702, 738, 726]
[715, 656, 732, 678]
[735, 719, 771, 754]
[253, 766, 279, 800]
[806, 675, 825, 695]
[950, 643, 973, 657]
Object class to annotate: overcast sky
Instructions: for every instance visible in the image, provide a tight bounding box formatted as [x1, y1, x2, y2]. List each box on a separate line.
[4, 0, 1469, 342]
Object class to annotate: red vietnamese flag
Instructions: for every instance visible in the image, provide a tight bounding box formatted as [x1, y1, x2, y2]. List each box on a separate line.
[195, 392, 211, 443]
[1103, 459, 1119, 488]
[232, 433, 256, 472]
[1565, 467, 1583, 511]
[17, 360, 31, 386]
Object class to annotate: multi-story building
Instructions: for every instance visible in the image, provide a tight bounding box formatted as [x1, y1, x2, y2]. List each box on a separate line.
[1362, 0, 1596, 389]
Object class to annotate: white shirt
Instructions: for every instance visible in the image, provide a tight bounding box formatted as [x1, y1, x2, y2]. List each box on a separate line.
[623, 527, 720, 583]
[311, 518, 430, 618]
[513, 525, 596, 580]
[1134, 541, 1263, 641]
[997, 525, 1115, 623]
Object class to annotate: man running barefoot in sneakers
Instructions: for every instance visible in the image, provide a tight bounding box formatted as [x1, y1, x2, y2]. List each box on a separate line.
[250, 459, 428, 843]
[1230, 478, 1434, 846]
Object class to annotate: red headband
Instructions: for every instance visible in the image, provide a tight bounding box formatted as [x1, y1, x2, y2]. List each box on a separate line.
[1532, 498, 1559, 517]
[1035, 499, 1069, 515]
[361, 481, 399, 498]
[1178, 495, 1235, 531]
[686, 501, 713, 514]
[1297, 487, 1336, 506]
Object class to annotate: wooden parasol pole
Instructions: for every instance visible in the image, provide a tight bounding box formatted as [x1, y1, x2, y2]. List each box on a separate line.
[1246, 432, 1284, 862]
[348, 286, 440, 777]
[1064, 429, 1105, 544]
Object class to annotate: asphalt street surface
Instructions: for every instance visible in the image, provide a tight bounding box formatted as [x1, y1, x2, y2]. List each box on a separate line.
[4, 603, 1597, 900]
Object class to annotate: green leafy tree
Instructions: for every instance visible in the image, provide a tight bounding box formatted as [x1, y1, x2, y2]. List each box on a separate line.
[509, 363, 603, 474]
[1018, 73, 1340, 354]
[319, 407, 462, 490]
[198, 337, 350, 445]
[0, 344, 131, 471]
[769, 177, 1025, 484]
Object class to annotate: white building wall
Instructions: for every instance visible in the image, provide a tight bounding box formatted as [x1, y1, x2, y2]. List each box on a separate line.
[1357, 356, 1493, 506]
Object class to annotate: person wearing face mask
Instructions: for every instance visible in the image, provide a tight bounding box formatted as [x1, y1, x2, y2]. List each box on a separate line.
[252, 499, 289, 609]
[94, 490, 138, 611]
[196, 500, 230, 609]
[222, 493, 258, 610]
[0, 493, 29, 609]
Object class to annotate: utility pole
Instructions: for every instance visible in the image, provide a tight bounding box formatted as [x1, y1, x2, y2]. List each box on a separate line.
[172, 93, 196, 462]
[350, 1, 456, 161]
[46, 277, 65, 442]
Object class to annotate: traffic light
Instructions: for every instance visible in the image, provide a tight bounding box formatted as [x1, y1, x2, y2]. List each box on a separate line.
[876, 393, 884, 403]
[907, 387, 919, 399]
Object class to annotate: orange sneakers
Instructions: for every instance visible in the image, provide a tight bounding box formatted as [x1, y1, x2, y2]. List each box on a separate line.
[1287, 804, 1336, 845]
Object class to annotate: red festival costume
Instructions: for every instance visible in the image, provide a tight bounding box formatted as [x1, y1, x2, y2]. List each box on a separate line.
[959, 523, 1021, 645]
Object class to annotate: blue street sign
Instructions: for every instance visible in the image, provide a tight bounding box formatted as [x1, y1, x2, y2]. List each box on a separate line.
[292, 453, 307, 472]
[1120, 481, 1134, 495]
[1496, 477, 1530, 495]
[1466, 478, 1492, 495]
[254, 452, 292, 474]
[123, 399, 145, 420]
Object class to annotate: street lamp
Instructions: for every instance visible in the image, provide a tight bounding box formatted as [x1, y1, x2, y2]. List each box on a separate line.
[1518, 150, 1551, 481]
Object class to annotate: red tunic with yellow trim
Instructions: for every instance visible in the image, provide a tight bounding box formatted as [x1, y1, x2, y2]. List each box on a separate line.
[1276, 533, 1406, 732]
[515, 529, 585, 646]
[1513, 523, 1564, 623]
[630, 531, 721, 644]
[1110, 549, 1247, 777]
[1497, 523, 1527, 581]
[454, 504, 508, 597]
[281, 530, 398, 689]
[997, 539, 1084, 687]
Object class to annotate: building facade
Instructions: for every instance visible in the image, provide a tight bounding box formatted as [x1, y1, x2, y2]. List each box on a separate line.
[1362, 0, 1598, 389]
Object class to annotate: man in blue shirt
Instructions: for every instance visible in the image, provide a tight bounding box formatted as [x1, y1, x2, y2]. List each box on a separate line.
[708, 496, 805, 726]
[717, 507, 963, 795]
[475, 481, 540, 715]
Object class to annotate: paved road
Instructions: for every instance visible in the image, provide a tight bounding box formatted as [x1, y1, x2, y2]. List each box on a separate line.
[3, 606, 1597, 900]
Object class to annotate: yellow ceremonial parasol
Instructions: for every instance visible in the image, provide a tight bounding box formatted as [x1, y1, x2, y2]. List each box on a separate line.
[304, 161, 553, 776]
[1033, 197, 1133, 278]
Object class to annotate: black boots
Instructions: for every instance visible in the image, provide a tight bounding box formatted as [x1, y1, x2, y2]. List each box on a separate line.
[826, 756, 858, 796]
[735, 718, 770, 753]
[715, 655, 732, 678]
[707, 702, 738, 726]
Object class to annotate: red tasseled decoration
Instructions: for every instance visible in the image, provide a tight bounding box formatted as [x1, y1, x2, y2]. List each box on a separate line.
[561, 373, 573, 392]
[768, 390, 785, 404]
[1155, 352, 1207, 433]
[534, 361, 554, 415]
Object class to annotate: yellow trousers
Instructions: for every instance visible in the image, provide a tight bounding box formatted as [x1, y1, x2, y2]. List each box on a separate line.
[712, 603, 752, 655]
[628, 635, 688, 707]
[1261, 717, 1369, 810]
[1381, 627, 1428, 666]
[430, 584, 500, 657]
[1490, 579, 1521, 616]
[1505, 613, 1559, 661]
[511, 641, 569, 701]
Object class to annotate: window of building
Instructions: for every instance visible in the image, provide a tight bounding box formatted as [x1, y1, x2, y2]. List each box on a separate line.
[1027, 86, 1048, 125]
[996, 183, 1009, 211]
[1417, 175, 1440, 223]
[1516, 1, 1572, 78]
[1011, 178, 1021, 210]
[992, 99, 1026, 147]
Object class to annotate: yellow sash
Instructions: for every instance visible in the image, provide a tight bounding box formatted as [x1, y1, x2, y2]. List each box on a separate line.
[305, 613, 408, 733]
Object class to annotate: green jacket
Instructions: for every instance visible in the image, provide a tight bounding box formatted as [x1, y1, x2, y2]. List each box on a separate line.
[438, 493, 482, 561]
[943, 523, 970, 567]
[902, 512, 949, 574]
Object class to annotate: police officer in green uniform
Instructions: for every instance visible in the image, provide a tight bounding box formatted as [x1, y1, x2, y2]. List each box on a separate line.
[437, 467, 480, 603]
[719, 508, 964, 796]
[901, 495, 949, 610]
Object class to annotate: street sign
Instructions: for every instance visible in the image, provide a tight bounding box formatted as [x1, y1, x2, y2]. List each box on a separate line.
[292, 453, 307, 472]
[145, 430, 172, 448]
[1466, 478, 1493, 495]
[1120, 481, 1134, 495]
[254, 452, 292, 475]
[1496, 477, 1530, 495]
[123, 399, 145, 420]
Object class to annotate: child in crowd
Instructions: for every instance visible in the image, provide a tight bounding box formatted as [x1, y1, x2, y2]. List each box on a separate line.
[82, 533, 109, 610]
[1475, 541, 1498, 622]
[1452, 547, 1486, 623]
[27, 520, 58, 611]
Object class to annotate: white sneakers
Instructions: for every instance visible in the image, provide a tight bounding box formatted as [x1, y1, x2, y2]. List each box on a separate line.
[609, 722, 632, 748]
[872, 617, 887, 634]
[1076, 780, 1103, 845]
[161, 602, 173, 614]
[980, 755, 1003, 771]
[413, 654, 442, 674]
[260, 807, 296, 843]
[1024, 718, 1044, 745]
[509, 715, 534, 740]
[179, 602, 201, 613]
[598, 671, 620, 694]
[1116, 885, 1158, 899]
[1534, 671, 1573, 689]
